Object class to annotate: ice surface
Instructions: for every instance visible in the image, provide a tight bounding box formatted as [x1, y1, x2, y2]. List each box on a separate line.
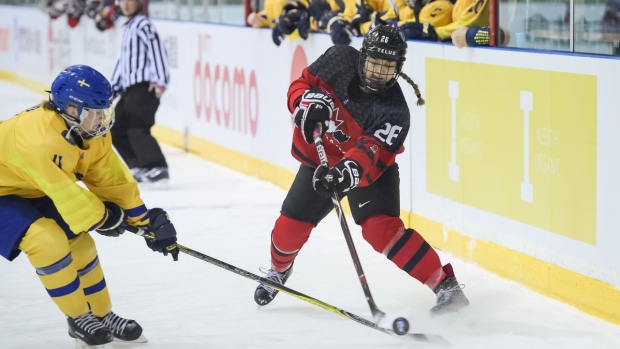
[1, 81, 619, 349]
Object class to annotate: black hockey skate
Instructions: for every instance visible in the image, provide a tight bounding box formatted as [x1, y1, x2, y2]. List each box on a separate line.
[97, 311, 147, 343]
[67, 312, 114, 348]
[429, 263, 470, 317]
[136, 167, 169, 184]
[254, 265, 293, 306]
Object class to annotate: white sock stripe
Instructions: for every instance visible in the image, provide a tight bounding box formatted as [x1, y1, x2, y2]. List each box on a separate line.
[382, 226, 406, 256]
[271, 236, 300, 256]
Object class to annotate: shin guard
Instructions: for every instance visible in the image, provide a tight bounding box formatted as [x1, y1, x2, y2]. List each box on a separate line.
[360, 215, 443, 285]
[270, 214, 314, 273]
[70, 233, 111, 317]
[19, 218, 89, 317]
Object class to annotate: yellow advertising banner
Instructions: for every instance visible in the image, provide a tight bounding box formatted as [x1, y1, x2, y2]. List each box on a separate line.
[426, 59, 597, 244]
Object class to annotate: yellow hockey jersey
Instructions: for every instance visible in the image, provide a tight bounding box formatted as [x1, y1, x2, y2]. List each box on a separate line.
[0, 102, 147, 234]
[398, 0, 454, 28]
[436, 0, 489, 40]
[356, 0, 401, 35]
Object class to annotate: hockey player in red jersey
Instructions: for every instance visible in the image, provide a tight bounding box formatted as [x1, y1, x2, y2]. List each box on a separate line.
[254, 24, 469, 317]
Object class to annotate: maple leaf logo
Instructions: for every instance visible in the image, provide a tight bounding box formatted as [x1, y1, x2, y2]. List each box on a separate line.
[327, 107, 350, 143]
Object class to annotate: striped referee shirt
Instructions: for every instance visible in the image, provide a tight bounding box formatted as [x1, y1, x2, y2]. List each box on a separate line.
[111, 13, 170, 93]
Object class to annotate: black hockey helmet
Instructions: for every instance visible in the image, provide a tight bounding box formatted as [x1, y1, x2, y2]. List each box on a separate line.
[358, 24, 407, 93]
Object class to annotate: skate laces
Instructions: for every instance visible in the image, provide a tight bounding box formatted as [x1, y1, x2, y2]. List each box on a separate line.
[258, 267, 286, 293]
[73, 313, 107, 335]
[100, 311, 130, 336]
[436, 283, 466, 304]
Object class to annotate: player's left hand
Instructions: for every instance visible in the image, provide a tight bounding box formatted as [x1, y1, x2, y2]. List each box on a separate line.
[148, 83, 166, 99]
[95, 202, 127, 237]
[312, 159, 362, 198]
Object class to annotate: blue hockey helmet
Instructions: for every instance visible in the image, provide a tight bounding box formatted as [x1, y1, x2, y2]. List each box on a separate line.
[50, 64, 114, 140]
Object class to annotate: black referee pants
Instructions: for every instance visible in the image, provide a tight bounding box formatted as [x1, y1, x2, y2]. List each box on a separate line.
[112, 82, 168, 169]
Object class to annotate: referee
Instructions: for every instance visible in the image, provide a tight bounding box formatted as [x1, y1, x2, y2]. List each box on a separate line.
[111, 0, 170, 185]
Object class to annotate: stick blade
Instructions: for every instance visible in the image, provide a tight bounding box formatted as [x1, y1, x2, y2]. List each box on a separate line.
[405, 332, 451, 346]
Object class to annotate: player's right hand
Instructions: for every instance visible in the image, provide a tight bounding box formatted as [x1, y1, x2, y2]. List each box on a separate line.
[312, 159, 362, 198]
[141, 208, 179, 261]
[293, 87, 334, 144]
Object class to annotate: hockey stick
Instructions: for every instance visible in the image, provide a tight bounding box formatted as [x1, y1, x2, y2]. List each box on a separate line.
[312, 124, 387, 322]
[125, 226, 448, 345]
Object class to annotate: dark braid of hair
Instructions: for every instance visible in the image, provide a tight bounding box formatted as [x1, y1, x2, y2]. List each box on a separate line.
[400, 72, 425, 106]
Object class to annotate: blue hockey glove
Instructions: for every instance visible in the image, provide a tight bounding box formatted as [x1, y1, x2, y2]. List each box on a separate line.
[293, 87, 334, 143]
[401, 22, 438, 41]
[95, 202, 127, 237]
[327, 16, 352, 45]
[350, 6, 373, 36]
[142, 208, 179, 261]
[312, 159, 362, 198]
[272, 25, 285, 46]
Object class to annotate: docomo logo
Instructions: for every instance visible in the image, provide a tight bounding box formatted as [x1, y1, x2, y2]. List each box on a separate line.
[193, 34, 259, 137]
[0, 27, 9, 52]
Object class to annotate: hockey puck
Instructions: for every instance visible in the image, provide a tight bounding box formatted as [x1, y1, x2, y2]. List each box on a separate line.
[392, 317, 409, 335]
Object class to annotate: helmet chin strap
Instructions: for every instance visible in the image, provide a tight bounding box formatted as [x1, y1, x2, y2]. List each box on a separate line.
[59, 112, 85, 140]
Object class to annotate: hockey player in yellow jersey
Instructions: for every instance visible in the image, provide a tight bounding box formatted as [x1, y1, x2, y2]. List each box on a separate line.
[0, 65, 180, 348]
[320, 0, 401, 44]
[400, 0, 489, 42]
[398, 0, 454, 28]
[269, 0, 358, 46]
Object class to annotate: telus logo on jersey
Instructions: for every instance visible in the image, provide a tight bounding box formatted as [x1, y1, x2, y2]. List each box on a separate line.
[193, 34, 259, 137]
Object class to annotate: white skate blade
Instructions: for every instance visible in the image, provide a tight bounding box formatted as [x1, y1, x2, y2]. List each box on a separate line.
[75, 338, 107, 349]
[113, 334, 148, 344]
[137, 179, 170, 190]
